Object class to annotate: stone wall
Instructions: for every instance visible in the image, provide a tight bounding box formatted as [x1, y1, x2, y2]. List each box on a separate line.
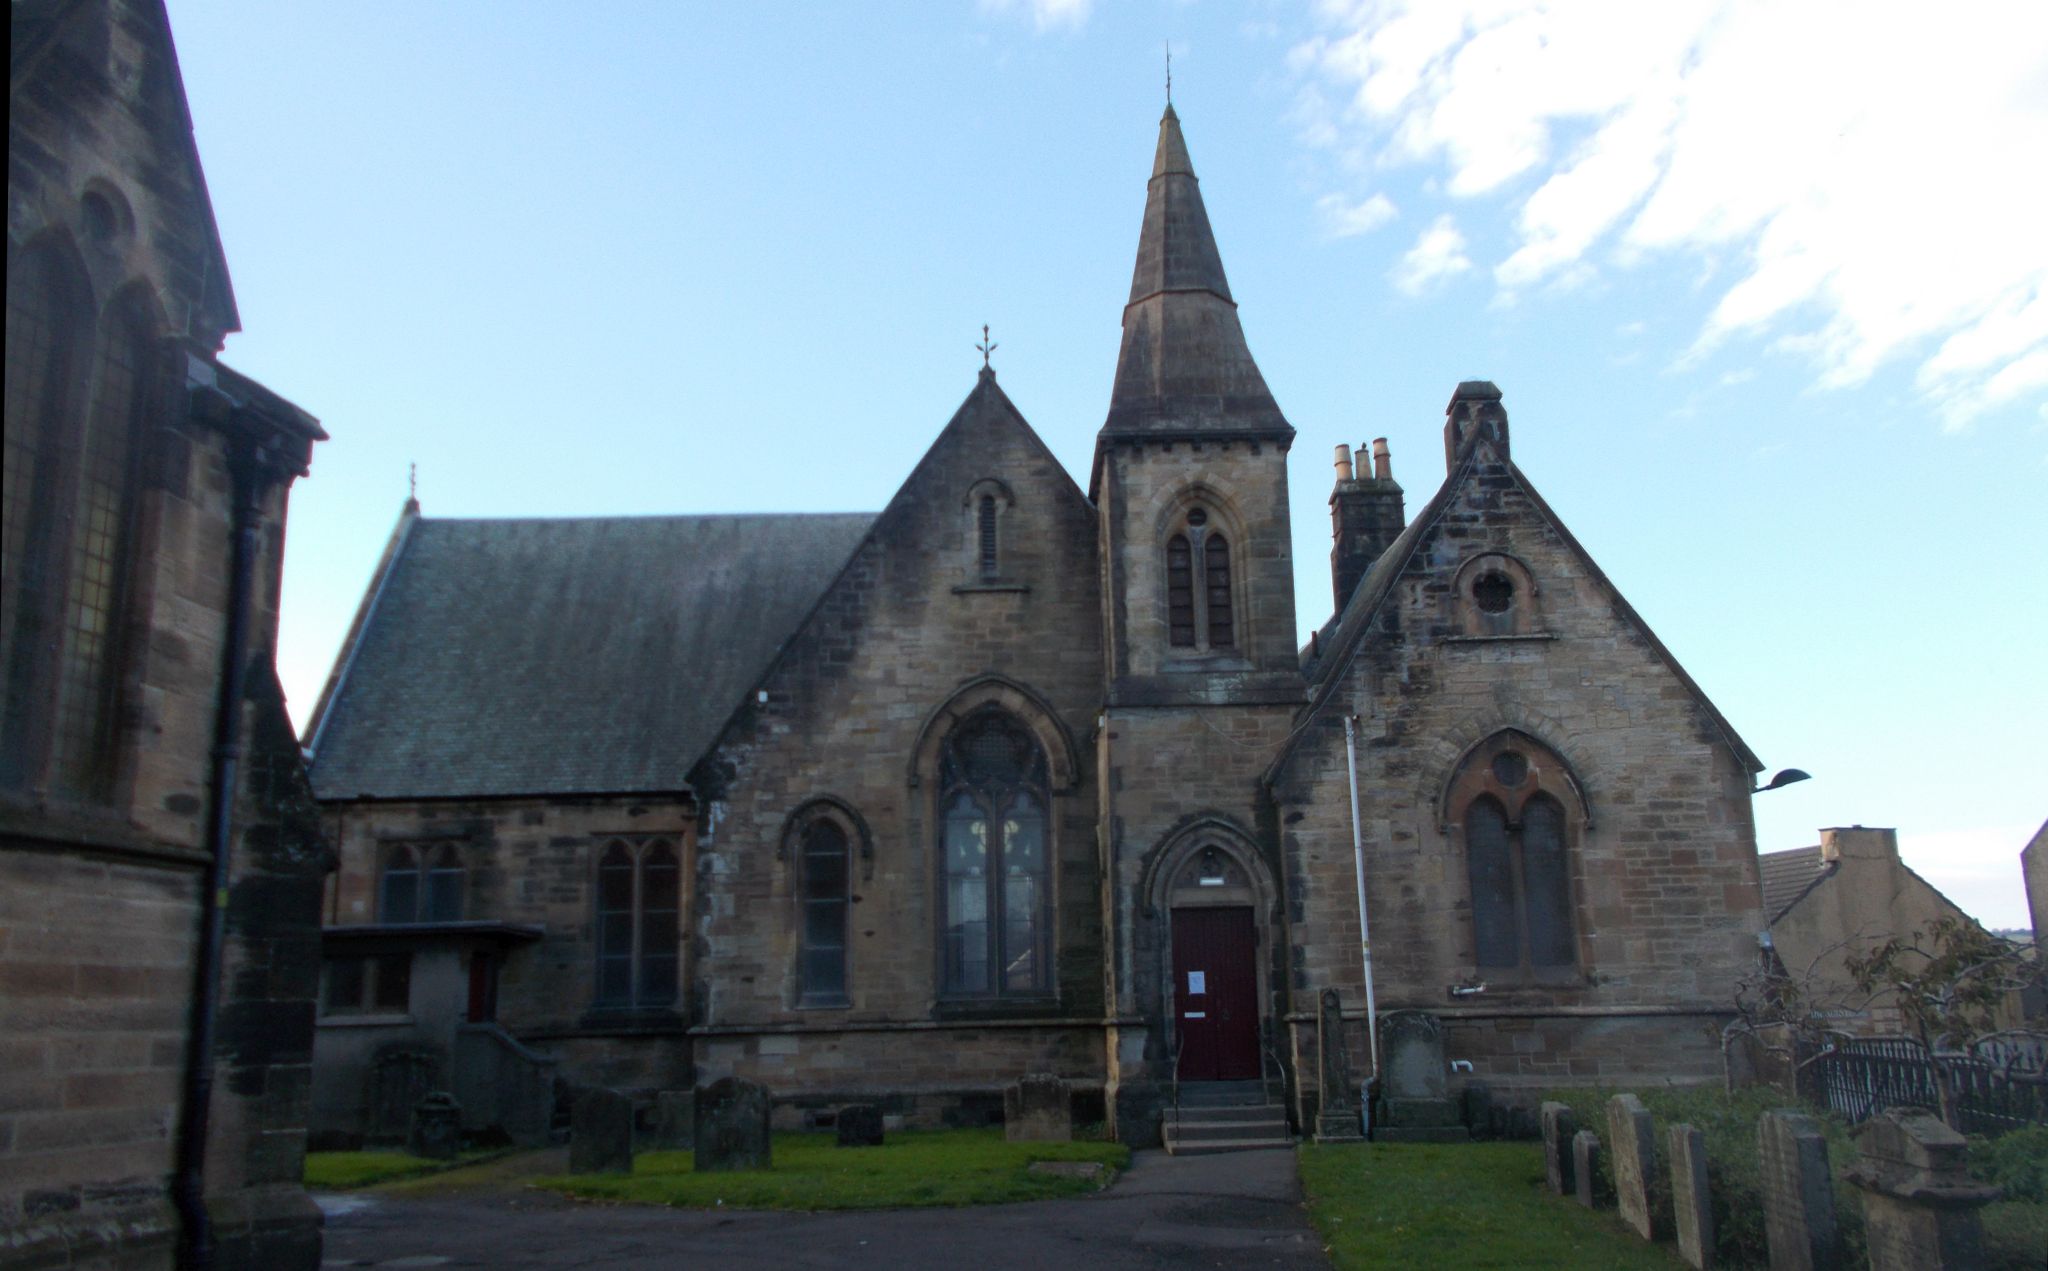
[1273, 434, 1764, 1091]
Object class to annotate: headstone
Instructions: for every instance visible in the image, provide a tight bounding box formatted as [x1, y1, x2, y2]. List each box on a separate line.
[1669, 1124, 1715, 1269]
[1314, 989, 1364, 1142]
[1606, 1093, 1667, 1240]
[1844, 1106, 1999, 1271]
[1757, 1109, 1841, 1271]
[368, 1048, 438, 1144]
[1375, 1010, 1464, 1139]
[693, 1077, 772, 1171]
[1461, 1081, 1494, 1140]
[408, 1091, 461, 1161]
[836, 1102, 884, 1147]
[1004, 1073, 1072, 1142]
[1572, 1130, 1604, 1209]
[568, 1087, 634, 1174]
[1540, 1102, 1578, 1196]
[650, 1090, 694, 1150]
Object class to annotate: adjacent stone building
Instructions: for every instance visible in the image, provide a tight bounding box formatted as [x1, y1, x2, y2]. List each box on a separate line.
[5, 2, 326, 1266]
[1761, 825, 2028, 1037]
[306, 104, 1774, 1144]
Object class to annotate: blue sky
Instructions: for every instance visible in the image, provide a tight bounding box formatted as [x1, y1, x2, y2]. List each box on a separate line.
[166, 2, 2046, 926]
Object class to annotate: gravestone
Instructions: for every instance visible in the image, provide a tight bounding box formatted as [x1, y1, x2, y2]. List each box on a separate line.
[1460, 1081, 1494, 1140]
[1606, 1093, 1667, 1240]
[1669, 1124, 1715, 1269]
[1540, 1102, 1578, 1195]
[1844, 1106, 1998, 1271]
[408, 1091, 462, 1161]
[694, 1077, 772, 1171]
[1314, 989, 1364, 1142]
[568, 1087, 634, 1174]
[1572, 1130, 1604, 1209]
[1004, 1073, 1072, 1142]
[650, 1090, 694, 1150]
[367, 1048, 439, 1144]
[1375, 1010, 1464, 1141]
[1757, 1109, 1841, 1271]
[837, 1103, 884, 1147]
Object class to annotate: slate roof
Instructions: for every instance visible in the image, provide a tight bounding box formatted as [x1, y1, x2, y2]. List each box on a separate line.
[305, 511, 872, 800]
[1100, 105, 1290, 445]
[1758, 845, 1831, 922]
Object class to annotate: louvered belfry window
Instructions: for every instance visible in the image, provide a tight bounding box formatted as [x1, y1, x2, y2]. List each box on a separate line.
[939, 710, 1050, 997]
[978, 495, 999, 581]
[1166, 507, 1234, 651]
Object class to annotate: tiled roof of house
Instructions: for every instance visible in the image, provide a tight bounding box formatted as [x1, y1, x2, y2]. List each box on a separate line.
[306, 511, 872, 800]
[1759, 845, 1831, 922]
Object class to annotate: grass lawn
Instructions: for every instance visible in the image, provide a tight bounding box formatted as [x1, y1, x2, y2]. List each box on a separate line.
[1300, 1141, 1678, 1269]
[304, 1150, 498, 1190]
[535, 1128, 1129, 1210]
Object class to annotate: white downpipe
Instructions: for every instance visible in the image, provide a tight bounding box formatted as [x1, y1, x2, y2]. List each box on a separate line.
[1343, 714, 1379, 1080]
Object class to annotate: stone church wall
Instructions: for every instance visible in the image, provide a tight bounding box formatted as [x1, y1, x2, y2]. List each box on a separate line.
[689, 379, 1107, 1109]
[1274, 449, 1765, 1102]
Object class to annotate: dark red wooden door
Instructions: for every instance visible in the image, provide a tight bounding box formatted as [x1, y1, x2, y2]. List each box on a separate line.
[1171, 906, 1260, 1081]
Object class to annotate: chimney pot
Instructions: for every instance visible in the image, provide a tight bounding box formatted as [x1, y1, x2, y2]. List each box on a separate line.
[1371, 437, 1392, 481]
[1333, 443, 1354, 483]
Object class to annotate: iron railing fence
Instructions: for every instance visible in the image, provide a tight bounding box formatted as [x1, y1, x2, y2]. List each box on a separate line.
[1807, 1036, 2048, 1136]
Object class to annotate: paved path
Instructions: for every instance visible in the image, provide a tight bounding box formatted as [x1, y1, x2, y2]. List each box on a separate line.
[318, 1146, 1328, 1270]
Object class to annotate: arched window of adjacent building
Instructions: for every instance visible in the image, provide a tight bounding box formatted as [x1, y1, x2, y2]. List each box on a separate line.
[1447, 731, 1584, 977]
[595, 834, 681, 1010]
[424, 844, 465, 922]
[939, 709, 1050, 997]
[47, 291, 155, 799]
[2, 241, 92, 790]
[379, 844, 422, 922]
[798, 818, 851, 1005]
[1165, 505, 1235, 651]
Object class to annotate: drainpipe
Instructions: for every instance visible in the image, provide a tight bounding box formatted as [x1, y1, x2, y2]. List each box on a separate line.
[174, 410, 271, 1271]
[1342, 715, 1379, 1082]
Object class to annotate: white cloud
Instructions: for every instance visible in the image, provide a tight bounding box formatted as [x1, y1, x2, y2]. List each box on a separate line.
[979, 0, 1092, 32]
[1293, 0, 2048, 425]
[1316, 191, 1398, 239]
[1391, 214, 1471, 294]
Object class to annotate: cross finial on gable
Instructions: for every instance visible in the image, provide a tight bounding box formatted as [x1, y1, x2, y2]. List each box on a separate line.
[977, 324, 998, 369]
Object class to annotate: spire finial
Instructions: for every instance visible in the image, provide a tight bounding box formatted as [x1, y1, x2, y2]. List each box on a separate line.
[977, 324, 998, 369]
[1165, 40, 1172, 107]
[408, 462, 417, 501]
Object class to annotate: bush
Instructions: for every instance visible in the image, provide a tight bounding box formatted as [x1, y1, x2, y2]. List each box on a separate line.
[1970, 1126, 2048, 1203]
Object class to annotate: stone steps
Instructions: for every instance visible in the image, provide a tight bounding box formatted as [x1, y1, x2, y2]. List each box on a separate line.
[1162, 1098, 1293, 1155]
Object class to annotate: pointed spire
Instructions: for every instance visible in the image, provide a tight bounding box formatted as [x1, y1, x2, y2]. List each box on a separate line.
[1102, 108, 1289, 442]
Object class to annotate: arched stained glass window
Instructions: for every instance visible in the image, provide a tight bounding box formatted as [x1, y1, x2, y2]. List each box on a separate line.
[1451, 734, 1581, 976]
[1203, 533, 1234, 648]
[1167, 534, 1195, 646]
[939, 710, 1050, 997]
[799, 819, 850, 1004]
[1165, 507, 1236, 653]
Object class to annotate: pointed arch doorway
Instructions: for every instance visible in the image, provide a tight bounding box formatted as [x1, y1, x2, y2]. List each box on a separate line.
[1151, 833, 1272, 1084]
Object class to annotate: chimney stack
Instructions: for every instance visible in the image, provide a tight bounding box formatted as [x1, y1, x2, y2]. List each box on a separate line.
[1443, 380, 1509, 472]
[1330, 436, 1405, 612]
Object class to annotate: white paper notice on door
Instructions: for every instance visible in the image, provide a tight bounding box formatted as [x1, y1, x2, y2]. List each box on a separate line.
[1188, 971, 1206, 995]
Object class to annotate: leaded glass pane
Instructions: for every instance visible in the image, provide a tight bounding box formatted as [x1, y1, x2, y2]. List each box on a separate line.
[943, 795, 990, 992]
[1521, 795, 1575, 967]
[1466, 796, 1518, 968]
[379, 847, 420, 923]
[425, 846, 463, 922]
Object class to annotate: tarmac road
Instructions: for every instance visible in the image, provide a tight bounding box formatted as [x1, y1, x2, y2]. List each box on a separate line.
[317, 1145, 1328, 1270]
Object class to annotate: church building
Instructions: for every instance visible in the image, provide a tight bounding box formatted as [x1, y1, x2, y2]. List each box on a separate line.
[304, 104, 1772, 1145]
